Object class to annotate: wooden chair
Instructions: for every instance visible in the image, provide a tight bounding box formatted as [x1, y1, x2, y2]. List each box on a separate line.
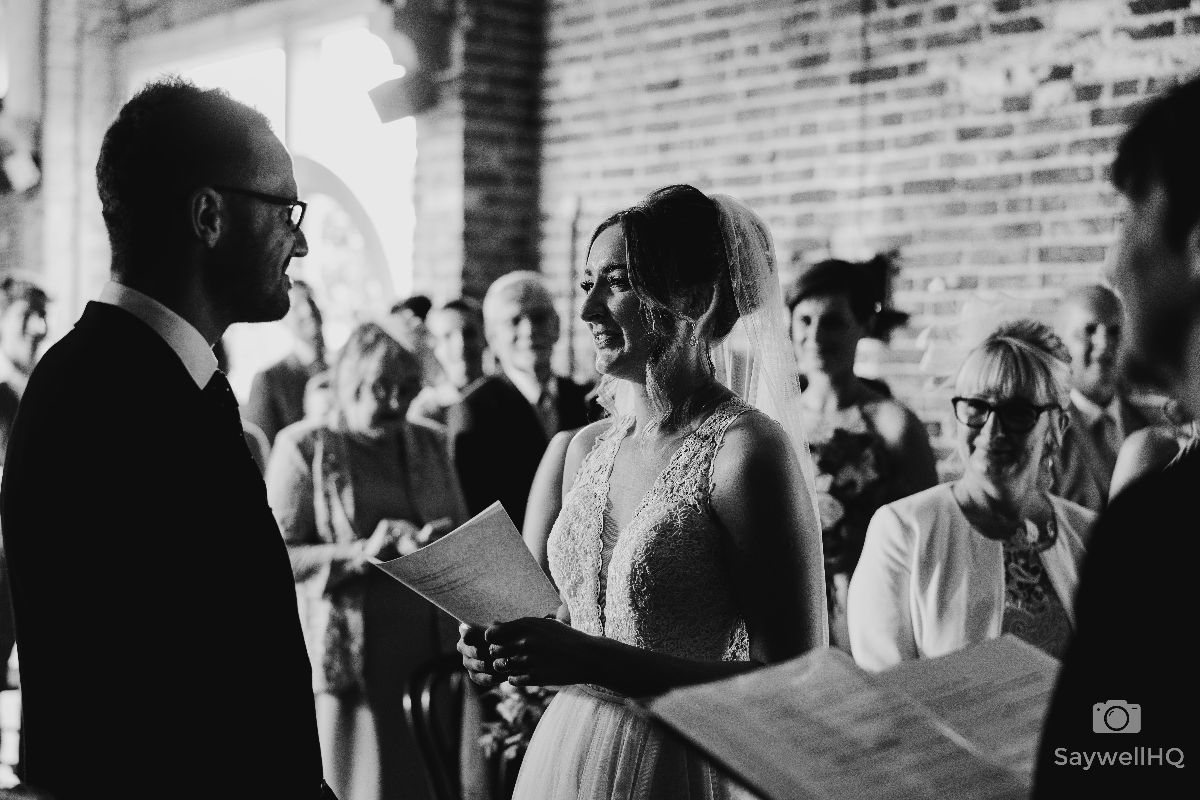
[403, 653, 467, 800]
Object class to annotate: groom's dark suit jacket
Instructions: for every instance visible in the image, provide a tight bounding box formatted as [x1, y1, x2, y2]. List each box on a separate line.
[0, 303, 325, 800]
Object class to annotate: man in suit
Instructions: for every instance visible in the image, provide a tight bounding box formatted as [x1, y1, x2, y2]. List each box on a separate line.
[0, 79, 331, 799]
[1054, 283, 1148, 511]
[0, 274, 49, 466]
[475, 273, 593, 526]
[1033, 75, 1199, 796]
[420, 296, 549, 530]
[483, 271, 592, 438]
[244, 278, 327, 446]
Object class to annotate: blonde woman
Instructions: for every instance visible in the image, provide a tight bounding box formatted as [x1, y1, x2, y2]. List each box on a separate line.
[849, 320, 1093, 669]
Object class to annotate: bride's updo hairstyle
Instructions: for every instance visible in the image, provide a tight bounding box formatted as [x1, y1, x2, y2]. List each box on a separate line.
[588, 184, 742, 431]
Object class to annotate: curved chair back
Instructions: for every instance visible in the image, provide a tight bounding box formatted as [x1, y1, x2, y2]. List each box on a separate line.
[403, 653, 466, 800]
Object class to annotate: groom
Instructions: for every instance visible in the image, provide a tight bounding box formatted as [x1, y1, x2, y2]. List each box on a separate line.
[0, 79, 331, 799]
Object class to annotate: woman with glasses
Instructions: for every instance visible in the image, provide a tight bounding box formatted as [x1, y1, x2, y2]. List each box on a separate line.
[265, 321, 467, 800]
[848, 319, 1093, 670]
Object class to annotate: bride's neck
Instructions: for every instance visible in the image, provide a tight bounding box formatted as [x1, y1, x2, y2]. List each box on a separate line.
[628, 370, 728, 439]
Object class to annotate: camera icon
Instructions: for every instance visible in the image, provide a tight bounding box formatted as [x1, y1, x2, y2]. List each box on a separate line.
[1093, 700, 1141, 733]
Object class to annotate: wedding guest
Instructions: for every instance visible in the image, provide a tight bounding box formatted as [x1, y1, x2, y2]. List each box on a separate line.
[785, 256, 938, 650]
[0, 275, 48, 722]
[388, 294, 440, 389]
[459, 185, 826, 798]
[407, 297, 487, 425]
[0, 275, 49, 465]
[390, 294, 433, 331]
[849, 320, 1092, 670]
[1053, 283, 1149, 511]
[267, 321, 465, 800]
[245, 278, 327, 446]
[0, 78, 330, 799]
[1034, 75, 1200, 795]
[482, 271, 592, 440]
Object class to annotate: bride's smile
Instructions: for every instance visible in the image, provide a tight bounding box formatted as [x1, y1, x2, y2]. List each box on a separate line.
[580, 224, 652, 379]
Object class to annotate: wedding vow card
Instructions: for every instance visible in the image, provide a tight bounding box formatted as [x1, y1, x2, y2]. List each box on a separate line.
[373, 501, 562, 627]
[644, 636, 1059, 800]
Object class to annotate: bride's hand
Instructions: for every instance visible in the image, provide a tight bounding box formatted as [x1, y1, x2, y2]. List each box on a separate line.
[485, 616, 599, 687]
[457, 623, 501, 688]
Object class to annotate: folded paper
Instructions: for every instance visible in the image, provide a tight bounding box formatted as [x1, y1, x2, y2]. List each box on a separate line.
[373, 501, 562, 627]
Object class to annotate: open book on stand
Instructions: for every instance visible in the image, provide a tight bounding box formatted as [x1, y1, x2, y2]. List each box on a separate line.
[644, 635, 1059, 800]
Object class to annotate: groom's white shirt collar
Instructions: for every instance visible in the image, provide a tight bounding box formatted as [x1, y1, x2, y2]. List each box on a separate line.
[96, 281, 218, 390]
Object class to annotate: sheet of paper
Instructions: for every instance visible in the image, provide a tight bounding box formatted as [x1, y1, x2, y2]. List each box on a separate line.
[877, 635, 1060, 777]
[646, 646, 1027, 800]
[373, 501, 562, 627]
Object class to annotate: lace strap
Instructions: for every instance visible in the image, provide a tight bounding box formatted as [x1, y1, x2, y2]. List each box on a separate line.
[702, 398, 753, 497]
[648, 397, 753, 515]
[565, 415, 634, 495]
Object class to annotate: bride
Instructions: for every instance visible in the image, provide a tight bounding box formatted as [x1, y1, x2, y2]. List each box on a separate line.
[458, 185, 826, 799]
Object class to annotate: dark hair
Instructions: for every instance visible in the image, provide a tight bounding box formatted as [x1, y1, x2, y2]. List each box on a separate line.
[785, 253, 909, 340]
[95, 76, 273, 273]
[436, 296, 484, 326]
[1112, 73, 1200, 251]
[587, 185, 750, 432]
[391, 294, 433, 320]
[588, 184, 738, 342]
[0, 275, 49, 314]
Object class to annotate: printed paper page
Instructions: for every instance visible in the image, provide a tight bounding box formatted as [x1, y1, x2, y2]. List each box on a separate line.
[647, 647, 1027, 800]
[373, 501, 561, 627]
[877, 635, 1060, 777]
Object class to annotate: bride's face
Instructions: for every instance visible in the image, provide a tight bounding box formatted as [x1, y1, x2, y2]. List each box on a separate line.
[580, 225, 653, 380]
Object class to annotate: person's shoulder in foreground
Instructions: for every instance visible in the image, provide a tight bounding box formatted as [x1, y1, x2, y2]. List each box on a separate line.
[1033, 449, 1197, 794]
[1034, 71, 1200, 796]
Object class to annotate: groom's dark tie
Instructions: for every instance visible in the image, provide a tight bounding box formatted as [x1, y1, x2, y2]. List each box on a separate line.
[203, 369, 243, 436]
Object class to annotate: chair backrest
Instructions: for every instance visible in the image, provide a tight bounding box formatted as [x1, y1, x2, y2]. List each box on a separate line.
[403, 653, 466, 800]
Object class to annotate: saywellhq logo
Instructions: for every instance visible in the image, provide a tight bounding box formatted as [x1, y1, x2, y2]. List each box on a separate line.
[1093, 700, 1140, 734]
[1051, 700, 1187, 771]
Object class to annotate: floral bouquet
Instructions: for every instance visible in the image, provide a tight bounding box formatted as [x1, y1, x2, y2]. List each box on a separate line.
[811, 427, 886, 576]
[478, 680, 558, 762]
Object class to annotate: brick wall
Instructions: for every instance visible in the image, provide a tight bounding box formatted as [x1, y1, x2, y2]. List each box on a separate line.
[414, 0, 543, 301]
[537, 0, 1200, 463]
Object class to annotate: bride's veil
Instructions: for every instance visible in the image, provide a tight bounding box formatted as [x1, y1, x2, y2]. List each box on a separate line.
[710, 195, 824, 590]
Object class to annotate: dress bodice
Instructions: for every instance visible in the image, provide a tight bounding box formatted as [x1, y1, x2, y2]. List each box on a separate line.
[548, 398, 751, 663]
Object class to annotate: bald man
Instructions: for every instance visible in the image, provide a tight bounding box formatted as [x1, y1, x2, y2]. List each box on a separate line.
[1054, 283, 1149, 511]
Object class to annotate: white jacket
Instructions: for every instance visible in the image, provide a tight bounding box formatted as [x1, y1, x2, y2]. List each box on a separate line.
[848, 483, 1093, 671]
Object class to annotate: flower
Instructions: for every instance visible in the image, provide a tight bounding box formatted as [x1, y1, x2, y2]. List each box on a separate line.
[810, 426, 888, 576]
[478, 681, 558, 761]
[817, 491, 846, 530]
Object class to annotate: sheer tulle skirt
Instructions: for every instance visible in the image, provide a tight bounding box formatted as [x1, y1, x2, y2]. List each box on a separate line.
[512, 684, 751, 800]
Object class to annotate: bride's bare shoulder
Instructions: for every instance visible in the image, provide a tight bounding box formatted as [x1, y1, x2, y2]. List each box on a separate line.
[715, 407, 794, 467]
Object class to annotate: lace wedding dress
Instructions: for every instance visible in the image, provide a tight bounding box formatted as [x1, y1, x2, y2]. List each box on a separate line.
[511, 397, 756, 800]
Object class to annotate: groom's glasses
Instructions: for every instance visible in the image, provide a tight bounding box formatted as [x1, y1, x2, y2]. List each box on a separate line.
[212, 185, 307, 231]
[951, 397, 1059, 433]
